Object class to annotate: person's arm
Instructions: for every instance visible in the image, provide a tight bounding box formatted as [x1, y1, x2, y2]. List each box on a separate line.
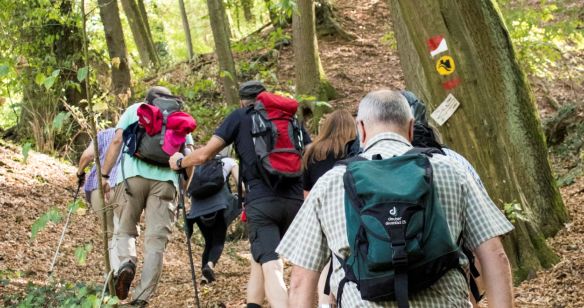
[230, 162, 239, 184]
[474, 237, 513, 307]
[288, 265, 320, 307]
[100, 129, 123, 193]
[169, 135, 225, 170]
[77, 144, 95, 175]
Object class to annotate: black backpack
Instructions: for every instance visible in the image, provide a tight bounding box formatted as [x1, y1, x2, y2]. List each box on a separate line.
[187, 157, 225, 199]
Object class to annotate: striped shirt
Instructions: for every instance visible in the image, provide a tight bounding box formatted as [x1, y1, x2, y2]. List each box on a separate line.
[84, 128, 120, 193]
[277, 132, 514, 307]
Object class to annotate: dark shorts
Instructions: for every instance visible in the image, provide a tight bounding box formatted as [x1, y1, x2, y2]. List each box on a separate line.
[246, 196, 302, 264]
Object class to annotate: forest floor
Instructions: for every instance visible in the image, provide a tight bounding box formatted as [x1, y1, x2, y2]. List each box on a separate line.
[1, 0, 583, 307]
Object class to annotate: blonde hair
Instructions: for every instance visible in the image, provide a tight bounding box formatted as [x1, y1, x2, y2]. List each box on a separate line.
[303, 110, 356, 168]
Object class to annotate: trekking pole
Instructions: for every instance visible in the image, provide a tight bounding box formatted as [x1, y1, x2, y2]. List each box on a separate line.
[48, 181, 82, 279]
[178, 173, 201, 308]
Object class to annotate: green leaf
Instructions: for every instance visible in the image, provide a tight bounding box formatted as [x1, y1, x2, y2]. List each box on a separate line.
[52, 112, 69, 131]
[22, 142, 32, 163]
[50, 69, 60, 78]
[30, 208, 62, 240]
[77, 67, 88, 82]
[43, 76, 56, 90]
[34, 73, 46, 86]
[74, 244, 92, 265]
[0, 64, 9, 77]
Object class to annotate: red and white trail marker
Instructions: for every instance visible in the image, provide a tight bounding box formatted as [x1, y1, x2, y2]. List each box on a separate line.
[427, 35, 448, 57]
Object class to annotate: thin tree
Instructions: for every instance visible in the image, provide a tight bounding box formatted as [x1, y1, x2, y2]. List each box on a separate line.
[389, 0, 568, 282]
[178, 0, 195, 60]
[293, 0, 335, 101]
[81, 0, 115, 295]
[206, 0, 239, 105]
[136, 0, 154, 44]
[121, 0, 160, 68]
[97, 0, 132, 109]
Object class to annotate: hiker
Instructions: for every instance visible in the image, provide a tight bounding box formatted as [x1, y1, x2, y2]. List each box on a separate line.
[277, 89, 514, 307]
[169, 80, 311, 308]
[301, 109, 356, 306]
[185, 148, 239, 284]
[76, 127, 123, 272]
[100, 86, 196, 306]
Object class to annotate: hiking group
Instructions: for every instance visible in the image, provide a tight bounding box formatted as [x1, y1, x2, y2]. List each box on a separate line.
[77, 81, 514, 307]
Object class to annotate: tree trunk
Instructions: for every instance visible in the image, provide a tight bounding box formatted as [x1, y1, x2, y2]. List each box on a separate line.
[206, 0, 239, 105]
[293, 0, 335, 102]
[136, 0, 154, 43]
[315, 0, 356, 40]
[120, 0, 160, 68]
[178, 0, 195, 60]
[97, 0, 132, 108]
[389, 0, 568, 282]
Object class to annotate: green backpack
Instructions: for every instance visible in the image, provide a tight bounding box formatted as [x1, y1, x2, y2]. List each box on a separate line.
[336, 148, 460, 308]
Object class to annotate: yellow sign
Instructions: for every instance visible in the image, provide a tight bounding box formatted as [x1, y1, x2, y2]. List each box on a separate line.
[436, 55, 455, 76]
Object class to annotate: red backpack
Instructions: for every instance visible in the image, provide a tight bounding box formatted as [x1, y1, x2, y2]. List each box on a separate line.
[250, 92, 305, 184]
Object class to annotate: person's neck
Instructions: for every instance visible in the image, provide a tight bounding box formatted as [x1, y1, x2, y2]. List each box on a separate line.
[364, 125, 409, 145]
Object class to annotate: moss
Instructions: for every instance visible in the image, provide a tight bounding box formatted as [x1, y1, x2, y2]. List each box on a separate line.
[318, 77, 337, 101]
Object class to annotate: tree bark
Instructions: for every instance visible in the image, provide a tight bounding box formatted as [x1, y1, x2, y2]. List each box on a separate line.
[315, 0, 356, 40]
[97, 0, 132, 108]
[206, 0, 239, 105]
[242, 0, 254, 21]
[293, 0, 335, 101]
[178, 0, 195, 60]
[136, 0, 154, 43]
[120, 0, 160, 68]
[389, 0, 568, 282]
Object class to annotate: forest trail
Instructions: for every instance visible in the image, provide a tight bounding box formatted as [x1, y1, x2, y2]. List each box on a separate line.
[1, 0, 583, 306]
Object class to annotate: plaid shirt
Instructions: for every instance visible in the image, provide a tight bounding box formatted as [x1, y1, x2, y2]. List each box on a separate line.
[84, 128, 120, 193]
[277, 132, 514, 307]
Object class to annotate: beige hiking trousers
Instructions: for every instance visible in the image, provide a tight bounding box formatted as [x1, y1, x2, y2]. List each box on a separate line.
[90, 189, 122, 272]
[111, 176, 177, 302]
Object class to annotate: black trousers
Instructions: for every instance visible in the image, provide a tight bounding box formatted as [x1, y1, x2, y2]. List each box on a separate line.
[188, 209, 227, 268]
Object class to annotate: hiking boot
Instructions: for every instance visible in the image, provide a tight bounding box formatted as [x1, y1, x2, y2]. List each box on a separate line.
[129, 299, 148, 307]
[115, 261, 136, 300]
[202, 264, 215, 284]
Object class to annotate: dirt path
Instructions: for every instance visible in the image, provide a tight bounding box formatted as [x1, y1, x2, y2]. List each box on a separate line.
[276, 0, 404, 111]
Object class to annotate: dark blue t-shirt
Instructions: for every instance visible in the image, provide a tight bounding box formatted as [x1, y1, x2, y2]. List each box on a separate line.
[214, 107, 311, 203]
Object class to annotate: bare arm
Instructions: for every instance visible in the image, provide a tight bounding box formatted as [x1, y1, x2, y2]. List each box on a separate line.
[474, 237, 513, 308]
[77, 144, 95, 175]
[169, 135, 225, 170]
[288, 265, 319, 308]
[230, 163, 239, 184]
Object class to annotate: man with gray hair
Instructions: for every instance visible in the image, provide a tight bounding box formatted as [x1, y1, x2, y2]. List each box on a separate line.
[277, 89, 514, 307]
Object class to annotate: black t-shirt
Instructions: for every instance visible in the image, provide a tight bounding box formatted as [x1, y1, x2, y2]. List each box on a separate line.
[303, 152, 341, 191]
[214, 107, 311, 203]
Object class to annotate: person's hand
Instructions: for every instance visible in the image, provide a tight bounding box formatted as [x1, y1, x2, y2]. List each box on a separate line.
[76, 171, 86, 187]
[169, 152, 185, 171]
[102, 179, 111, 201]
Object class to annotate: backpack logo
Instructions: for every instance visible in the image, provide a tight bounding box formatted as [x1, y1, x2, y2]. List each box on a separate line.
[389, 206, 397, 217]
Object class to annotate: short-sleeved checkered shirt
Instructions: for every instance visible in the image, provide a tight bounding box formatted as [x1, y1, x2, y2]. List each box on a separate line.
[277, 132, 514, 307]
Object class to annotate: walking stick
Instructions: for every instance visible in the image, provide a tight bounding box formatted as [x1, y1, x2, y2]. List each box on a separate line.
[48, 181, 82, 278]
[178, 173, 201, 308]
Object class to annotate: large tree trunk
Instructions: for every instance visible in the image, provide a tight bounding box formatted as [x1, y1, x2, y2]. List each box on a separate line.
[178, 0, 195, 60]
[97, 0, 132, 109]
[293, 0, 335, 102]
[389, 0, 568, 282]
[315, 0, 356, 40]
[206, 0, 239, 105]
[121, 0, 160, 68]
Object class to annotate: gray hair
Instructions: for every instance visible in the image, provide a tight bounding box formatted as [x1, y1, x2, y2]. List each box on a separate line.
[356, 90, 413, 128]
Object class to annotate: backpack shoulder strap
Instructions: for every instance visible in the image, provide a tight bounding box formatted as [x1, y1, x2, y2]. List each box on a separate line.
[405, 146, 445, 157]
